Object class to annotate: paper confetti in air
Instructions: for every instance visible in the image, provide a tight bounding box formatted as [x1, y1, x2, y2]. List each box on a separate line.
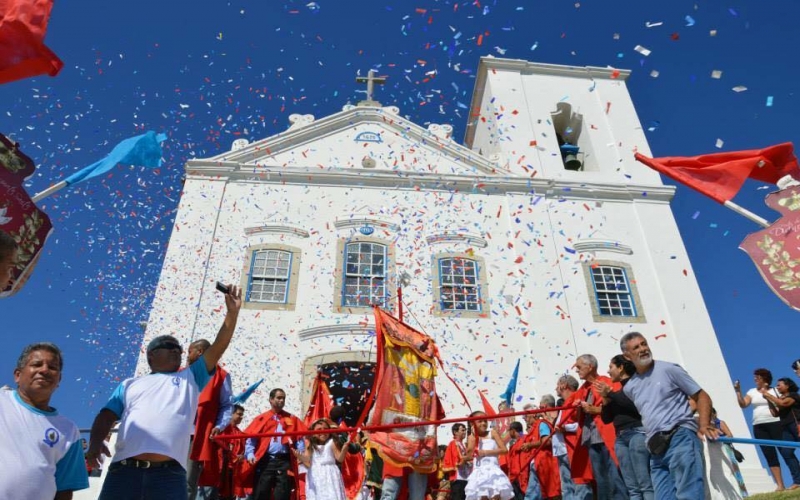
[715, 138, 725, 148]
[732, 86, 748, 93]
[634, 45, 651, 56]
[711, 70, 722, 79]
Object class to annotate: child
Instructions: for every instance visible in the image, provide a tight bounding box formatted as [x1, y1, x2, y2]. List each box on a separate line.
[297, 418, 350, 500]
[464, 411, 515, 500]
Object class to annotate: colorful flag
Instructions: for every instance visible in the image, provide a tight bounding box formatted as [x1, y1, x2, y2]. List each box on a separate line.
[64, 131, 167, 186]
[635, 143, 800, 203]
[304, 373, 333, 426]
[0, 133, 52, 298]
[740, 184, 800, 311]
[231, 378, 264, 405]
[0, 0, 63, 84]
[500, 359, 520, 407]
[366, 307, 444, 474]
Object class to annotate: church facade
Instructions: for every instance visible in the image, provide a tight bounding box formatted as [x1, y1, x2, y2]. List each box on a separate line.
[137, 57, 769, 495]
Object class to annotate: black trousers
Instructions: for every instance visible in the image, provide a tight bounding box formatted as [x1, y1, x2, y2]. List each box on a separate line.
[754, 421, 784, 467]
[450, 479, 467, 500]
[253, 455, 292, 500]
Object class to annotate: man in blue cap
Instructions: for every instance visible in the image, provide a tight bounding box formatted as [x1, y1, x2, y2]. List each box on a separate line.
[86, 284, 243, 500]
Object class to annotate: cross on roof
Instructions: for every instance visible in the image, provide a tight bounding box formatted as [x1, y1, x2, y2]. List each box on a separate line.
[355, 70, 386, 107]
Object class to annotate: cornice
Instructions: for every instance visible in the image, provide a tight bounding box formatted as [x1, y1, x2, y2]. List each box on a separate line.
[334, 217, 401, 232]
[298, 323, 373, 341]
[479, 57, 631, 81]
[573, 239, 633, 255]
[426, 232, 488, 248]
[244, 224, 310, 238]
[184, 163, 675, 203]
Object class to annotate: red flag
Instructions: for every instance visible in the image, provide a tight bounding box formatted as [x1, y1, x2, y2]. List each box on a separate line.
[366, 307, 443, 474]
[0, 0, 63, 84]
[304, 373, 333, 426]
[478, 391, 497, 416]
[0, 133, 53, 297]
[634, 143, 800, 203]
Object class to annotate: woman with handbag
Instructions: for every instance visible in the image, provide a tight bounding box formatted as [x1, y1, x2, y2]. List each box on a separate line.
[735, 368, 788, 491]
[760, 377, 800, 490]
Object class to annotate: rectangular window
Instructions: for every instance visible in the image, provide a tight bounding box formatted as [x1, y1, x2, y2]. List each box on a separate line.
[247, 249, 292, 303]
[590, 266, 636, 317]
[438, 257, 481, 312]
[343, 242, 387, 307]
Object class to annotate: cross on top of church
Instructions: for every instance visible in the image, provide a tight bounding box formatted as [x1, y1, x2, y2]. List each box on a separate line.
[355, 69, 386, 107]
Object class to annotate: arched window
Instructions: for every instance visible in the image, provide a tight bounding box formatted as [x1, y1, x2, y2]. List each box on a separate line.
[241, 244, 301, 310]
[432, 253, 488, 318]
[582, 260, 645, 323]
[334, 236, 395, 313]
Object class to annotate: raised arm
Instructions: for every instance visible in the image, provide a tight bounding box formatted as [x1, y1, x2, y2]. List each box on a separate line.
[86, 408, 119, 469]
[203, 285, 243, 372]
[734, 381, 751, 409]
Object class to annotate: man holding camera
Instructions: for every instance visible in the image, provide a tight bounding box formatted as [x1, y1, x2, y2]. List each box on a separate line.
[86, 284, 242, 500]
[620, 332, 719, 499]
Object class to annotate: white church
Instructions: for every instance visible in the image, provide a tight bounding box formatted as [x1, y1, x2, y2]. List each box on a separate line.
[134, 56, 772, 497]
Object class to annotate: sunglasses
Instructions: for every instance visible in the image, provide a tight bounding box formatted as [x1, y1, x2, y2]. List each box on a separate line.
[150, 342, 183, 353]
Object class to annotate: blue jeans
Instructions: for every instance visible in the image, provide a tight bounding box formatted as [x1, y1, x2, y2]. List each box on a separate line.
[523, 460, 542, 500]
[615, 428, 654, 500]
[588, 443, 629, 500]
[557, 454, 574, 500]
[381, 471, 427, 500]
[99, 461, 188, 500]
[780, 422, 800, 485]
[557, 454, 591, 500]
[649, 427, 705, 500]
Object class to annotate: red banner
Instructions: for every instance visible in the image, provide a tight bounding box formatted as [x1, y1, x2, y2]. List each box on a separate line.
[740, 184, 800, 311]
[304, 372, 333, 426]
[367, 307, 443, 474]
[0, 133, 52, 297]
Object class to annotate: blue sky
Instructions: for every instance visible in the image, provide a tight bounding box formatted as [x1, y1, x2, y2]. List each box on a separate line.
[1, 0, 798, 443]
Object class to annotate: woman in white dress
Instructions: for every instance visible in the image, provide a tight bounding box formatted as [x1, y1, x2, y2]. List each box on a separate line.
[464, 411, 515, 500]
[296, 418, 350, 500]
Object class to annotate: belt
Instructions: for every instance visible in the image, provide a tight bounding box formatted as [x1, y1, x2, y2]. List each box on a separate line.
[269, 453, 290, 459]
[117, 458, 180, 469]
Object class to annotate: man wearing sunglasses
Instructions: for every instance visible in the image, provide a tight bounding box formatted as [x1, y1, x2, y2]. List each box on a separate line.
[86, 284, 243, 500]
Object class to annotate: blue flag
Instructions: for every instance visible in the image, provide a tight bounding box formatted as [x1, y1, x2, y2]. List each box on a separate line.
[232, 379, 264, 404]
[64, 131, 166, 185]
[500, 359, 520, 406]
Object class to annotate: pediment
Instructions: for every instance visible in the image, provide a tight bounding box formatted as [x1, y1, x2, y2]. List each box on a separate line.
[201, 105, 513, 177]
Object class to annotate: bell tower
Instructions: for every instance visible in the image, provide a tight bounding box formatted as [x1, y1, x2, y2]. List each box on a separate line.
[465, 57, 661, 185]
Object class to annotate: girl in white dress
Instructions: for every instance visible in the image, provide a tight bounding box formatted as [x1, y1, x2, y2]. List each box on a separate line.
[297, 418, 350, 500]
[464, 411, 515, 500]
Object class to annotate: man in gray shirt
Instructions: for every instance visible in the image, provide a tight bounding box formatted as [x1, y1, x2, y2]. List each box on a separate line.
[620, 332, 719, 499]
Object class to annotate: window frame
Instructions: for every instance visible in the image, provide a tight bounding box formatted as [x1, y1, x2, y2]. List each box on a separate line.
[333, 236, 395, 314]
[431, 252, 489, 318]
[240, 244, 302, 311]
[582, 260, 645, 323]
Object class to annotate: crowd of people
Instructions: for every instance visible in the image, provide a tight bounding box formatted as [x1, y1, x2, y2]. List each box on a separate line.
[4, 230, 800, 500]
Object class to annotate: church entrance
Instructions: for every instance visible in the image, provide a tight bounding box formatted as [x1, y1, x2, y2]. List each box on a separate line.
[301, 351, 377, 427]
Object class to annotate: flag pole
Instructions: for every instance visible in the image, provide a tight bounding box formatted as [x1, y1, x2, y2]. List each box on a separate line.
[722, 200, 770, 228]
[31, 180, 67, 203]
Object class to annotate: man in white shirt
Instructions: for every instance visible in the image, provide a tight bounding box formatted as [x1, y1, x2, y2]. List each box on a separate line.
[86, 284, 242, 500]
[0, 342, 89, 500]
